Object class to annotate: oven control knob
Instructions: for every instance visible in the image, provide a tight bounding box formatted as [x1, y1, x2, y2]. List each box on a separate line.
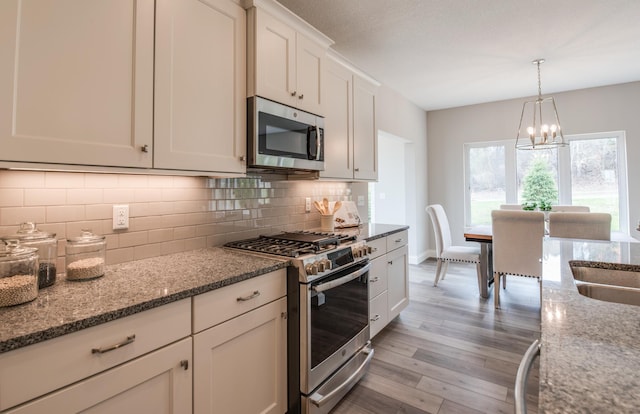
[366, 245, 373, 254]
[323, 259, 332, 271]
[317, 260, 326, 272]
[305, 263, 318, 275]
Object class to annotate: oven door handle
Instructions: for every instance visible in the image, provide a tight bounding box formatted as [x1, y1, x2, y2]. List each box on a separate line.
[311, 262, 371, 293]
[309, 344, 374, 408]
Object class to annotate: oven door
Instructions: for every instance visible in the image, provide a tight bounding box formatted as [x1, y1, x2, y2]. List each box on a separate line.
[248, 96, 324, 171]
[300, 260, 370, 394]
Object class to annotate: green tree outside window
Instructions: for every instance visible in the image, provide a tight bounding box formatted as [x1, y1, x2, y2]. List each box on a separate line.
[521, 157, 557, 210]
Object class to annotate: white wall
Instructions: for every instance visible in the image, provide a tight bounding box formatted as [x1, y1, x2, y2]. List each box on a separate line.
[427, 81, 640, 248]
[375, 85, 429, 264]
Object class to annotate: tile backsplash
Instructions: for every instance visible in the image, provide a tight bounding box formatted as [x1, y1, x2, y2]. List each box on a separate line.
[0, 170, 351, 269]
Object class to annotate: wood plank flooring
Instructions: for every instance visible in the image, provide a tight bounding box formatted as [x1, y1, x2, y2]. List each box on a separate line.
[330, 260, 541, 414]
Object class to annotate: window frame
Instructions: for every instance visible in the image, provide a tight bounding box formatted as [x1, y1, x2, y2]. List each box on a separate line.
[464, 131, 629, 232]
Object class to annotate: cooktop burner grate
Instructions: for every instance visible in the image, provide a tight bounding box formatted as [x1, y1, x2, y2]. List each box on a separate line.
[224, 231, 357, 258]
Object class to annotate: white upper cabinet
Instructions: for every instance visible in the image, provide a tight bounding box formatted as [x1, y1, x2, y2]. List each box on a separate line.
[0, 0, 246, 175]
[154, 0, 246, 174]
[0, 0, 154, 168]
[321, 54, 379, 181]
[247, 0, 332, 116]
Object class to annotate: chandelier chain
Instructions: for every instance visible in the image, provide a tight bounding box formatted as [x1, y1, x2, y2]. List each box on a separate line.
[537, 60, 542, 98]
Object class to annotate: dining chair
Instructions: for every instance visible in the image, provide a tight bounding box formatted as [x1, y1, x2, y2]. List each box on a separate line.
[426, 205, 483, 294]
[491, 210, 545, 309]
[500, 204, 524, 210]
[550, 205, 590, 212]
[548, 212, 611, 240]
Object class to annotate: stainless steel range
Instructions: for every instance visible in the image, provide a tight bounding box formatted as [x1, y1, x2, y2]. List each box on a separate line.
[225, 231, 375, 414]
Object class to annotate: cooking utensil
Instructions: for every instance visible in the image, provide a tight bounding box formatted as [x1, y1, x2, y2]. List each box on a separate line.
[314, 201, 326, 215]
[333, 201, 342, 214]
[323, 198, 330, 214]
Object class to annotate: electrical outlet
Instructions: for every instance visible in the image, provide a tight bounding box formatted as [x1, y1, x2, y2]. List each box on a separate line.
[305, 197, 311, 213]
[112, 204, 129, 230]
[357, 195, 365, 207]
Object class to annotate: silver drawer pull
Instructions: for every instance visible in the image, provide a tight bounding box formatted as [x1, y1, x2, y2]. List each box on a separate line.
[395, 238, 403, 243]
[371, 314, 380, 321]
[370, 276, 380, 283]
[91, 334, 136, 354]
[237, 290, 260, 302]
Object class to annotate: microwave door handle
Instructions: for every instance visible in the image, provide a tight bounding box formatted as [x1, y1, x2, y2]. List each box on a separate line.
[315, 126, 321, 160]
[312, 262, 371, 293]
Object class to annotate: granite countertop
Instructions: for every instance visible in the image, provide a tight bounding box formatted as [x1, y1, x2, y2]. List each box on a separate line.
[0, 248, 288, 353]
[540, 238, 640, 413]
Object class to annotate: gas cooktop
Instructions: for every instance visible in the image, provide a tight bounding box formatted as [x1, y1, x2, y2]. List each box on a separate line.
[224, 231, 357, 258]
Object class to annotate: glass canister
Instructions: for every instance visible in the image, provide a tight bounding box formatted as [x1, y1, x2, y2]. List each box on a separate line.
[0, 240, 39, 307]
[65, 230, 106, 281]
[1, 222, 58, 288]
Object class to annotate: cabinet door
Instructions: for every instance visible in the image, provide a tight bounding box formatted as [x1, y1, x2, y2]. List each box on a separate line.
[352, 74, 378, 180]
[254, 9, 296, 107]
[321, 58, 353, 179]
[154, 0, 246, 173]
[5, 338, 192, 414]
[387, 244, 409, 320]
[193, 297, 287, 414]
[295, 33, 324, 115]
[0, 0, 153, 168]
[370, 291, 389, 339]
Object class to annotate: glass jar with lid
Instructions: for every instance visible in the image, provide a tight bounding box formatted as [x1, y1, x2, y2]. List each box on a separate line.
[65, 230, 106, 280]
[1, 222, 58, 288]
[0, 239, 39, 307]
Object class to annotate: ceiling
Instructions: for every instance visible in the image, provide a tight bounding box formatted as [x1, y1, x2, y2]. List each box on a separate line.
[276, 0, 640, 111]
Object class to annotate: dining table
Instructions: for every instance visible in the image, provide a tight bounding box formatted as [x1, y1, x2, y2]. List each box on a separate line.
[464, 225, 494, 298]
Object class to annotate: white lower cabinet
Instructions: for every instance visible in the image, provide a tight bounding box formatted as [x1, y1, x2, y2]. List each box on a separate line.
[193, 298, 287, 414]
[0, 299, 192, 413]
[368, 231, 409, 338]
[192, 269, 288, 414]
[4, 338, 192, 414]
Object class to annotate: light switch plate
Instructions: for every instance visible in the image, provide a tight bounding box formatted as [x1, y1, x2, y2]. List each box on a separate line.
[305, 197, 311, 212]
[113, 204, 129, 230]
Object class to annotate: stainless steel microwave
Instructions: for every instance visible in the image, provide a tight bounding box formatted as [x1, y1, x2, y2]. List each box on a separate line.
[247, 96, 324, 171]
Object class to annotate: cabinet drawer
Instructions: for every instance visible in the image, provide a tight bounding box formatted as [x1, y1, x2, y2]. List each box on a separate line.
[367, 237, 387, 259]
[387, 230, 408, 251]
[192, 269, 286, 333]
[0, 298, 191, 411]
[369, 256, 388, 299]
[369, 291, 388, 339]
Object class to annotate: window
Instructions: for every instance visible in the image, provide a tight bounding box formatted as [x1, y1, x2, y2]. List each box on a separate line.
[464, 131, 628, 232]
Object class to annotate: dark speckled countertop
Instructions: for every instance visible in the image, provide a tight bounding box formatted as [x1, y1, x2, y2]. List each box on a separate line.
[0, 248, 288, 353]
[540, 238, 640, 413]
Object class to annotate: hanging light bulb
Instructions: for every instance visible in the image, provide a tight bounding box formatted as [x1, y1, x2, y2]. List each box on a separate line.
[516, 59, 567, 150]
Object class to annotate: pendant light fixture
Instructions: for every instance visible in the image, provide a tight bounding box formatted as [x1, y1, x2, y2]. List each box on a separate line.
[516, 59, 567, 150]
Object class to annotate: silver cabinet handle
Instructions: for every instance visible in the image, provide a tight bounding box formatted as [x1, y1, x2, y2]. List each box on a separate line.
[290, 91, 297, 97]
[371, 314, 380, 321]
[180, 360, 189, 370]
[309, 344, 374, 407]
[354, 168, 360, 172]
[515, 339, 541, 414]
[388, 260, 393, 265]
[395, 238, 403, 243]
[91, 334, 136, 354]
[237, 290, 260, 302]
[141, 144, 149, 153]
[370, 276, 379, 283]
[298, 94, 304, 99]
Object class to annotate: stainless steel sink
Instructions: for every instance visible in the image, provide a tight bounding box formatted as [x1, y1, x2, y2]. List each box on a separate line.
[569, 261, 640, 306]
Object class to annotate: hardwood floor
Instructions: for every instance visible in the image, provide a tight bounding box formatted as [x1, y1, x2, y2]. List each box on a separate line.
[331, 260, 541, 414]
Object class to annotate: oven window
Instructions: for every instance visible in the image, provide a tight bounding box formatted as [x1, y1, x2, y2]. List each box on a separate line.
[310, 266, 369, 369]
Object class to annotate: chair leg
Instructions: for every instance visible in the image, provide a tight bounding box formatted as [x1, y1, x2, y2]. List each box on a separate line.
[434, 259, 443, 286]
[475, 262, 483, 297]
[502, 274, 507, 289]
[494, 272, 501, 309]
[441, 262, 449, 280]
